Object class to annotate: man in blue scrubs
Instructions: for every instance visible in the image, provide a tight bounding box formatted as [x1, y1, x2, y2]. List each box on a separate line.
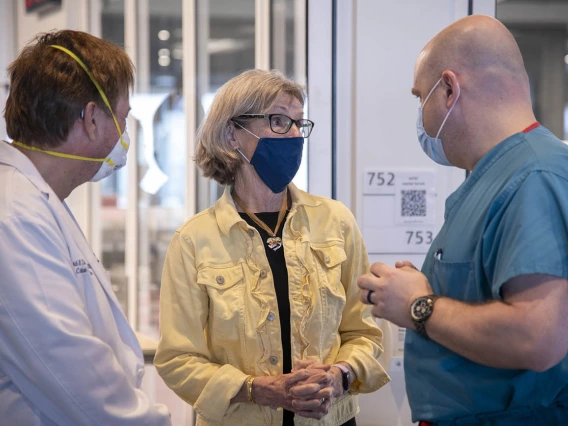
[358, 15, 568, 426]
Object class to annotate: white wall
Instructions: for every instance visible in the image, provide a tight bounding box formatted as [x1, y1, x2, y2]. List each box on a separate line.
[331, 1, 495, 425]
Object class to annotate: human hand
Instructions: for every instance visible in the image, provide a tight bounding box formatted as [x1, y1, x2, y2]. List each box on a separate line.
[252, 369, 313, 412]
[357, 261, 432, 328]
[291, 360, 344, 398]
[288, 368, 338, 420]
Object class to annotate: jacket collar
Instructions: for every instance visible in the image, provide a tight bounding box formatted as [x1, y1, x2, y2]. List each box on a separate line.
[0, 141, 52, 198]
[215, 182, 321, 236]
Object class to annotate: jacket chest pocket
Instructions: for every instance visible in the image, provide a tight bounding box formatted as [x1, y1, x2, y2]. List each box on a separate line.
[310, 243, 347, 287]
[432, 258, 480, 302]
[310, 243, 348, 318]
[197, 264, 244, 323]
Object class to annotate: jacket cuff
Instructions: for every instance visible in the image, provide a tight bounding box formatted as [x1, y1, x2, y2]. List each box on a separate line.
[335, 345, 390, 394]
[193, 364, 248, 424]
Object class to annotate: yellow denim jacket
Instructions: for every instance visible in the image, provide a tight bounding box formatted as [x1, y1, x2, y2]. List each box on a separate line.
[155, 184, 389, 426]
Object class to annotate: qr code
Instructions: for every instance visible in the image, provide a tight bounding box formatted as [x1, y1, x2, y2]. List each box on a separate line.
[401, 190, 426, 217]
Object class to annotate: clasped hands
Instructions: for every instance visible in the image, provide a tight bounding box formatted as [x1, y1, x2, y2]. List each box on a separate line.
[255, 360, 343, 420]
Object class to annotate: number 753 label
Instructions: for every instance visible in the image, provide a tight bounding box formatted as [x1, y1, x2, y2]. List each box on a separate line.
[405, 230, 433, 245]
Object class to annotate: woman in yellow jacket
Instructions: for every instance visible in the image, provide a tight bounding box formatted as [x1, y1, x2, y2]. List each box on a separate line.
[154, 69, 389, 426]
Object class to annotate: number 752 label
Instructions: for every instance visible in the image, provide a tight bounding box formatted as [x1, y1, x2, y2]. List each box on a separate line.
[363, 170, 396, 195]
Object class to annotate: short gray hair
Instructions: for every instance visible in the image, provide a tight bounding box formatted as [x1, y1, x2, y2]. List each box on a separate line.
[195, 69, 306, 185]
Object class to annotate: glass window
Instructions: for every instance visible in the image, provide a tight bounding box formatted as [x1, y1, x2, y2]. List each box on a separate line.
[135, 0, 185, 339]
[271, 0, 299, 80]
[195, 0, 256, 211]
[100, 0, 128, 315]
[496, 0, 568, 141]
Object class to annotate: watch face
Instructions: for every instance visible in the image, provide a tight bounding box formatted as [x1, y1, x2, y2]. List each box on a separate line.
[343, 371, 350, 391]
[411, 296, 434, 321]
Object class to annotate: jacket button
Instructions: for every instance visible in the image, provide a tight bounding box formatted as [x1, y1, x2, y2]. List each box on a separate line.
[248, 229, 255, 237]
[260, 270, 267, 278]
[216, 276, 225, 285]
[270, 356, 278, 365]
[324, 255, 330, 263]
[267, 312, 275, 321]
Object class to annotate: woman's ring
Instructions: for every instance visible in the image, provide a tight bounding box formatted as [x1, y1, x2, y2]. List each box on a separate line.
[320, 398, 325, 405]
[366, 290, 374, 304]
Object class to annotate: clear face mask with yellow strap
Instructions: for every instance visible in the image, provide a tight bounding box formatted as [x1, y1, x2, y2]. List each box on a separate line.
[12, 45, 130, 182]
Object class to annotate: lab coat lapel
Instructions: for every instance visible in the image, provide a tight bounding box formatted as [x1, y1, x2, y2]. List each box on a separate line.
[53, 198, 142, 356]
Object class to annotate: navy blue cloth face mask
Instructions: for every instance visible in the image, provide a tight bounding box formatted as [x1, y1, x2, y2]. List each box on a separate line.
[235, 127, 304, 194]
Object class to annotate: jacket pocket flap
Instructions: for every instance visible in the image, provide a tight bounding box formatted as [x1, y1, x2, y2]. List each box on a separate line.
[197, 264, 244, 290]
[310, 243, 347, 268]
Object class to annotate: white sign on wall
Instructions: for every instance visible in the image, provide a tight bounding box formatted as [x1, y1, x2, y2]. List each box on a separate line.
[363, 168, 437, 255]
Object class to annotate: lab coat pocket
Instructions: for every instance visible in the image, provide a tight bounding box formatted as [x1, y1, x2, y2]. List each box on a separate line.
[432, 258, 480, 302]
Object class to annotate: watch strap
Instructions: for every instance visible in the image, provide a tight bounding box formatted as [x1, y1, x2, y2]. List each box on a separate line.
[415, 319, 428, 338]
[332, 363, 350, 391]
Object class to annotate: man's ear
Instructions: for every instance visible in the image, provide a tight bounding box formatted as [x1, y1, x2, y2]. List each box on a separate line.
[82, 101, 99, 142]
[441, 70, 459, 109]
[227, 120, 240, 149]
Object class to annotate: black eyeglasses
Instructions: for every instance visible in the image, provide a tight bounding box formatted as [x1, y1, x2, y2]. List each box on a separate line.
[233, 113, 315, 138]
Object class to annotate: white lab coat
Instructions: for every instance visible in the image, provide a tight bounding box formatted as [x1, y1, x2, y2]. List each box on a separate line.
[0, 141, 171, 426]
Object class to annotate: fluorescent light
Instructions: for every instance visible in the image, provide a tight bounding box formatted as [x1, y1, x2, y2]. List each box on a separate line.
[158, 56, 171, 67]
[158, 30, 170, 41]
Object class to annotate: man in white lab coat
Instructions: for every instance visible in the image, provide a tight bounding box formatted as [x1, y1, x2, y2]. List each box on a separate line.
[0, 30, 171, 425]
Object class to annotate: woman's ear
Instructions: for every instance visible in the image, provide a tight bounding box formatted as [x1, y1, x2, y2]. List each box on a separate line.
[227, 121, 240, 149]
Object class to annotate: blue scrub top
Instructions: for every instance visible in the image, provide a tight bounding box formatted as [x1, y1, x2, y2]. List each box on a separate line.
[405, 125, 568, 422]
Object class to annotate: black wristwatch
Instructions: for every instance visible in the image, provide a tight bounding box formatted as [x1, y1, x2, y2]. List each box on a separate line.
[410, 294, 438, 339]
[332, 363, 351, 393]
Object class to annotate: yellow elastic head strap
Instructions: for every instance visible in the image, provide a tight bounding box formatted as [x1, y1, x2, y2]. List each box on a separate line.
[11, 140, 110, 163]
[50, 44, 128, 150]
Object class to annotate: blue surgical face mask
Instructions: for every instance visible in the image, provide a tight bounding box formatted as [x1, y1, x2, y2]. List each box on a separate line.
[235, 126, 304, 194]
[417, 78, 460, 166]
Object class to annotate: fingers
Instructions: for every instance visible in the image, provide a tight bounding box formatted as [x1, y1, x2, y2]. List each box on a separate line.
[292, 372, 331, 387]
[395, 260, 418, 270]
[296, 386, 334, 401]
[292, 396, 327, 411]
[358, 281, 376, 305]
[292, 359, 329, 372]
[285, 369, 314, 387]
[295, 399, 332, 420]
[357, 273, 378, 293]
[369, 261, 394, 277]
[289, 371, 332, 397]
[304, 364, 331, 372]
[290, 383, 326, 398]
[291, 359, 317, 372]
[370, 304, 383, 319]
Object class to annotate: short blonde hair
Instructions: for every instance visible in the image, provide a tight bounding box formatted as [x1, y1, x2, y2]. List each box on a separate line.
[195, 69, 306, 185]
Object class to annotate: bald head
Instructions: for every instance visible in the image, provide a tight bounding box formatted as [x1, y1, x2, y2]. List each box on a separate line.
[416, 15, 529, 101]
[412, 15, 537, 170]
